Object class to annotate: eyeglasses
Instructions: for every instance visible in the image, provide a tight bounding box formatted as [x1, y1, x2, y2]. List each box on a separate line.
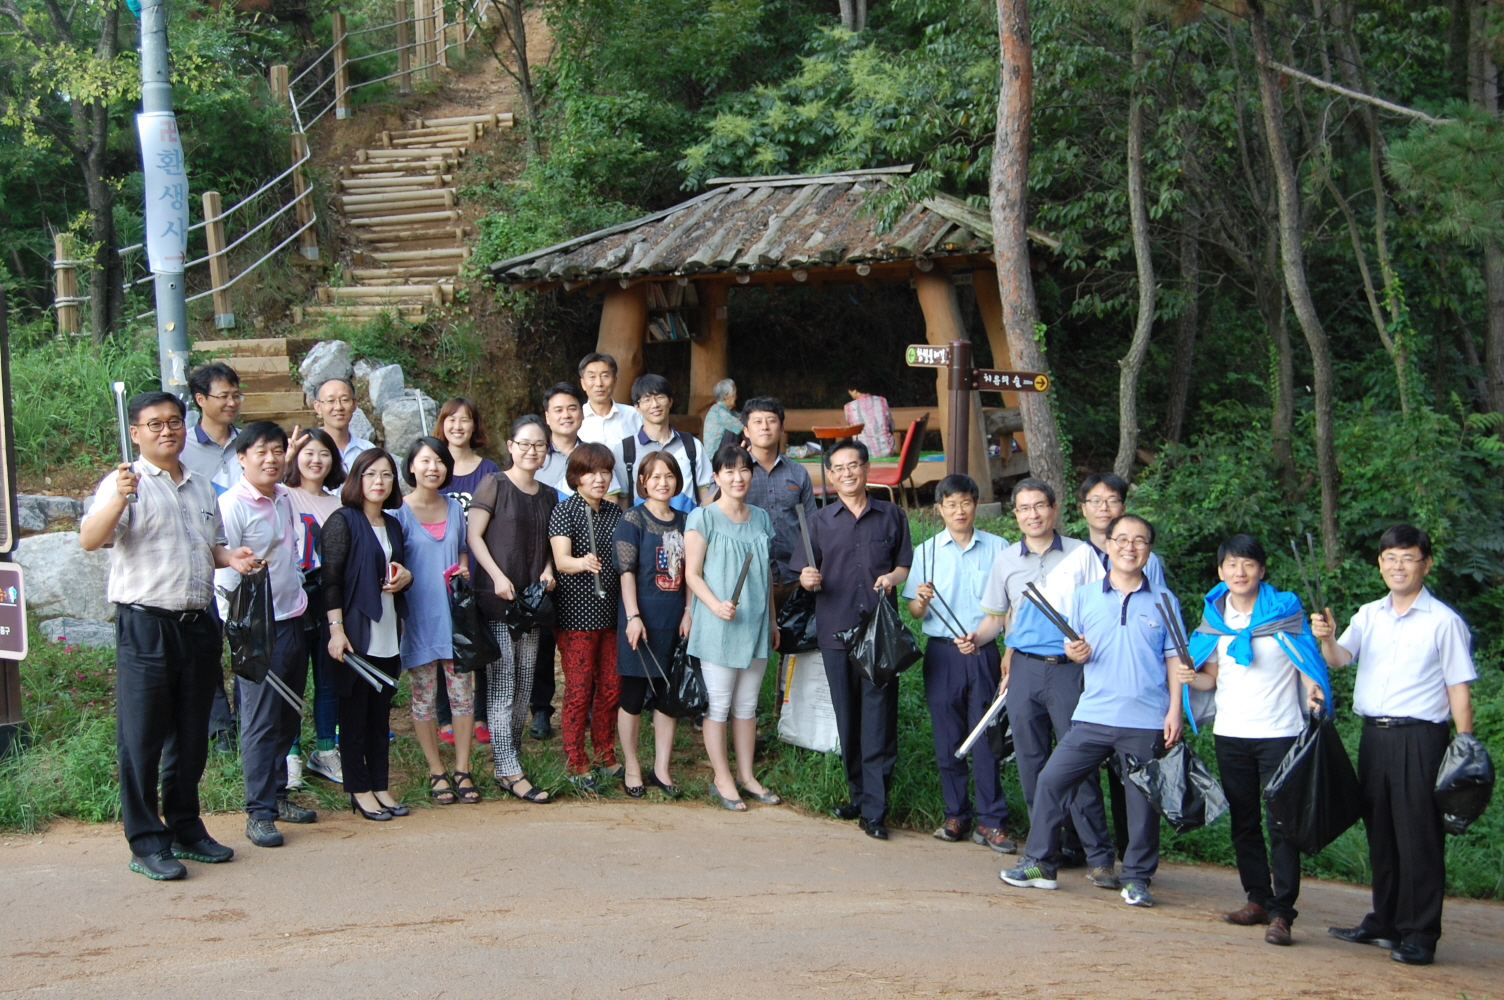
[940, 499, 977, 512]
[1014, 502, 1053, 515]
[1109, 535, 1151, 548]
[205, 391, 244, 403]
[828, 461, 866, 474]
[511, 440, 547, 452]
[361, 470, 396, 482]
[1380, 554, 1425, 568]
[319, 396, 355, 407]
[1084, 497, 1125, 509]
[135, 417, 185, 433]
[636, 394, 669, 406]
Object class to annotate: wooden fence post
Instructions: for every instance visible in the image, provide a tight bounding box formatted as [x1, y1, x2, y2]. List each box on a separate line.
[413, 0, 430, 83]
[454, 1, 466, 61]
[53, 233, 79, 335]
[291, 133, 320, 260]
[268, 64, 289, 108]
[436, 0, 448, 69]
[202, 191, 235, 329]
[333, 11, 351, 119]
[396, 0, 412, 94]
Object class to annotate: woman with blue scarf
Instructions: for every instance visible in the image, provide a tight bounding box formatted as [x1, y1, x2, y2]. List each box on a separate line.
[1175, 535, 1329, 947]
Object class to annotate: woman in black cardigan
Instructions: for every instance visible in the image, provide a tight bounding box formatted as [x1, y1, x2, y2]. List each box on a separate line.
[324, 448, 414, 821]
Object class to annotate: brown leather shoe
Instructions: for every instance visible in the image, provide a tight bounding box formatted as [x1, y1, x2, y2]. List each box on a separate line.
[1265, 916, 1293, 945]
[1223, 901, 1270, 926]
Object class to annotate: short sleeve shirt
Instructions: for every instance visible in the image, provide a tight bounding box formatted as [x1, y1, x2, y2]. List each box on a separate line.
[1338, 588, 1476, 723]
[902, 529, 1007, 638]
[789, 497, 913, 650]
[609, 428, 712, 509]
[746, 455, 816, 585]
[1068, 575, 1179, 730]
[444, 457, 502, 512]
[548, 493, 622, 631]
[470, 472, 557, 621]
[1207, 605, 1305, 739]
[181, 421, 241, 496]
[578, 401, 643, 446]
[977, 531, 1085, 656]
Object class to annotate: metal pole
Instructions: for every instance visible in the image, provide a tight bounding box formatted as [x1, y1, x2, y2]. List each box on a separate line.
[946, 339, 971, 478]
[139, 0, 190, 400]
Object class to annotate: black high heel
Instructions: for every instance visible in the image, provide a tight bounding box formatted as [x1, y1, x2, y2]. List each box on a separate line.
[646, 770, 682, 798]
[349, 794, 392, 821]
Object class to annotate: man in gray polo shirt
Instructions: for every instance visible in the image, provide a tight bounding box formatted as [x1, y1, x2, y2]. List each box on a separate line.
[181, 362, 243, 496]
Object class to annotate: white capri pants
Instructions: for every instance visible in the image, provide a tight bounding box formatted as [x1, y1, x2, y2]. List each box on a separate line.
[700, 658, 768, 722]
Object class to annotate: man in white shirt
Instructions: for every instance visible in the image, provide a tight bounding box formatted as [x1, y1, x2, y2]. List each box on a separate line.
[609, 373, 711, 513]
[216, 422, 319, 849]
[312, 378, 374, 469]
[1312, 523, 1477, 967]
[576, 352, 643, 447]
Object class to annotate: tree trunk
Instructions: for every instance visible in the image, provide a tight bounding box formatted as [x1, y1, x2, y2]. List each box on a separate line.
[855, 0, 867, 32]
[1471, 0, 1504, 416]
[1165, 222, 1200, 445]
[990, 0, 1068, 499]
[1115, 18, 1157, 480]
[1250, 1, 1341, 568]
[492, 0, 541, 158]
[838, 0, 855, 30]
[84, 4, 122, 341]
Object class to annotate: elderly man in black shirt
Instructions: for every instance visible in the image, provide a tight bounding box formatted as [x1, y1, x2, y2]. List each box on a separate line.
[790, 437, 912, 839]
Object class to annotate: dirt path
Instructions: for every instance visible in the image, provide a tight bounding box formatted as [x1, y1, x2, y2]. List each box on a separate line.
[2, 801, 1499, 998]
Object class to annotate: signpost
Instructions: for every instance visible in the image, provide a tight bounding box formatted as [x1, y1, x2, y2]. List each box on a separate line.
[0, 288, 24, 760]
[905, 341, 1049, 480]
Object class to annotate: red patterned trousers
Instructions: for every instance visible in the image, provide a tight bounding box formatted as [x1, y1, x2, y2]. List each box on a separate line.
[555, 629, 620, 774]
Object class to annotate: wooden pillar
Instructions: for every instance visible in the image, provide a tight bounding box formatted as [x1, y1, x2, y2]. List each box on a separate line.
[690, 282, 729, 419]
[332, 11, 351, 119]
[396, 0, 412, 94]
[268, 64, 289, 107]
[436, 0, 449, 69]
[202, 191, 234, 329]
[53, 233, 79, 335]
[914, 267, 994, 502]
[414, 0, 431, 81]
[454, 0, 467, 60]
[291, 133, 319, 260]
[971, 263, 1027, 455]
[597, 283, 647, 404]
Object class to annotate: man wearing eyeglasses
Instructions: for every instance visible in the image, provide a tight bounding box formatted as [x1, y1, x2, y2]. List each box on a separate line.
[608, 374, 711, 513]
[80, 391, 259, 882]
[1002, 514, 1186, 910]
[1311, 524, 1476, 967]
[313, 378, 375, 469]
[183, 362, 244, 496]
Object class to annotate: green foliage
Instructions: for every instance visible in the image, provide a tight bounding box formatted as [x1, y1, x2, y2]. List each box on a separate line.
[1388, 104, 1504, 248]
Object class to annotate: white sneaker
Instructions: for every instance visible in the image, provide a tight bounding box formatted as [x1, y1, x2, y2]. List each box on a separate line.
[285, 754, 305, 790]
[306, 748, 343, 784]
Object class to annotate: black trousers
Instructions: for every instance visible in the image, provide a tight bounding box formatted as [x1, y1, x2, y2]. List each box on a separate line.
[922, 641, 1006, 827]
[339, 655, 398, 794]
[530, 625, 557, 717]
[237, 620, 307, 820]
[1358, 721, 1450, 952]
[1215, 734, 1301, 922]
[114, 604, 222, 857]
[822, 645, 899, 823]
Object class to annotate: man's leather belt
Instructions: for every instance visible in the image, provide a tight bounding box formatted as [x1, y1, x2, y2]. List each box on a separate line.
[1362, 715, 1428, 728]
[1018, 652, 1069, 665]
[126, 604, 208, 623]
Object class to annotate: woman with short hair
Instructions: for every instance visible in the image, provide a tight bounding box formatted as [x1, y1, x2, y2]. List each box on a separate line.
[548, 442, 622, 791]
[685, 444, 781, 811]
[702, 378, 743, 452]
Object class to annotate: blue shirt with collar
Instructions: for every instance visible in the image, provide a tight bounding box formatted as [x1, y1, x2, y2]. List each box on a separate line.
[181, 420, 242, 496]
[902, 528, 1006, 638]
[1068, 572, 1180, 730]
[979, 531, 1086, 657]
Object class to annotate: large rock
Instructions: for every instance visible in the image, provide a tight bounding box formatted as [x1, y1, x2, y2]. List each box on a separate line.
[14, 531, 115, 622]
[352, 358, 374, 382]
[367, 364, 406, 413]
[40, 617, 116, 649]
[299, 339, 353, 401]
[17, 498, 46, 535]
[349, 406, 380, 448]
[16, 494, 80, 535]
[381, 391, 437, 460]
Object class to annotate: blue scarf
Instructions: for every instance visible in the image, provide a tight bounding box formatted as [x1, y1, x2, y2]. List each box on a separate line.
[1183, 581, 1331, 732]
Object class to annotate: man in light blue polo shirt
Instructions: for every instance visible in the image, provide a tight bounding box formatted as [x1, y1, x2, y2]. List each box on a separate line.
[903, 474, 1009, 850]
[1002, 513, 1186, 909]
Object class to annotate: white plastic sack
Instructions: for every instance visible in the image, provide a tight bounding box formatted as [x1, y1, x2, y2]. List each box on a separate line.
[777, 650, 840, 754]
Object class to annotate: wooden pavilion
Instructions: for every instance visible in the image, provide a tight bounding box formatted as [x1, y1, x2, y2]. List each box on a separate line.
[487, 165, 1057, 502]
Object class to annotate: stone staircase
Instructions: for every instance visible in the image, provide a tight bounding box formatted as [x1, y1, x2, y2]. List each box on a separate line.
[295, 112, 512, 326]
[193, 336, 318, 430]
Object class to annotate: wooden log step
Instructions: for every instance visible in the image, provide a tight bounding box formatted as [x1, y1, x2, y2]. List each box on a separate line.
[345, 162, 448, 175]
[215, 355, 290, 375]
[237, 409, 321, 428]
[237, 373, 304, 393]
[342, 201, 457, 219]
[420, 113, 504, 127]
[386, 124, 482, 141]
[371, 248, 468, 262]
[389, 134, 472, 147]
[192, 336, 302, 357]
[350, 265, 462, 280]
[340, 189, 453, 208]
[325, 284, 445, 305]
[240, 391, 308, 411]
[362, 228, 470, 245]
[298, 304, 426, 321]
[348, 210, 461, 227]
[337, 176, 448, 192]
[360, 148, 464, 161]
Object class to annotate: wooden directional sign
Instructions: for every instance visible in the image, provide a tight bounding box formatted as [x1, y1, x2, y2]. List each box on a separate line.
[0, 565, 24, 661]
[905, 344, 951, 368]
[972, 369, 1050, 393]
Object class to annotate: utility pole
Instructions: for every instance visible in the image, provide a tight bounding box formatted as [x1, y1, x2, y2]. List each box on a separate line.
[137, 0, 191, 399]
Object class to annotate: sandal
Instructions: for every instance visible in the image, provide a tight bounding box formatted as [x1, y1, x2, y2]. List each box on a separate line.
[738, 784, 782, 806]
[451, 770, 481, 804]
[428, 772, 458, 806]
[497, 773, 552, 803]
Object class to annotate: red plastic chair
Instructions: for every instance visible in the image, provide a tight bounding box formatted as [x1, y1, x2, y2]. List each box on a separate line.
[866, 412, 929, 509]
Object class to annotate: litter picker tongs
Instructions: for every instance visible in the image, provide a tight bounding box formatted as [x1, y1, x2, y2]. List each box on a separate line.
[795, 504, 820, 592]
[582, 502, 608, 601]
[955, 684, 1008, 758]
[1155, 595, 1193, 669]
[112, 381, 137, 502]
[1290, 534, 1328, 618]
[343, 651, 395, 693]
[918, 508, 966, 641]
[1022, 581, 1080, 643]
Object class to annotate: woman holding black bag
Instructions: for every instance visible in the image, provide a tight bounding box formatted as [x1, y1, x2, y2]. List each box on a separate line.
[612, 452, 691, 797]
[468, 415, 557, 803]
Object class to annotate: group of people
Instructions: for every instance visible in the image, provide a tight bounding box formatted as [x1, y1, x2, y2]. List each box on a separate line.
[86, 354, 1478, 967]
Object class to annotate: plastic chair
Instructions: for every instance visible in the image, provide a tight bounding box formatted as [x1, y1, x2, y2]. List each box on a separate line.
[811, 423, 863, 507]
[866, 412, 929, 509]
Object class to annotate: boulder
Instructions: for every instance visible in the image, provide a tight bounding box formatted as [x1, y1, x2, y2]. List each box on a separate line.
[38, 495, 83, 525]
[17, 497, 46, 535]
[352, 358, 374, 382]
[298, 339, 353, 401]
[349, 406, 380, 447]
[381, 391, 437, 460]
[14, 532, 115, 622]
[367, 364, 406, 413]
[39, 617, 116, 649]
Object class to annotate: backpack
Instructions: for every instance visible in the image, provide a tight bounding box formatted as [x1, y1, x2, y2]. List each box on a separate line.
[621, 430, 698, 502]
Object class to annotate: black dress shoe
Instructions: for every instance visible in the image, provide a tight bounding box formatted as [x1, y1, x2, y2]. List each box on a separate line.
[1328, 926, 1398, 949]
[129, 849, 187, 881]
[832, 803, 861, 821]
[858, 817, 889, 840]
[530, 710, 552, 740]
[1390, 943, 1434, 966]
[172, 837, 234, 863]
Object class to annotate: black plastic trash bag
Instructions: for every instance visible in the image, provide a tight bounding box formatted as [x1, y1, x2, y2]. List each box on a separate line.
[1125, 741, 1229, 834]
[986, 704, 1015, 764]
[649, 637, 709, 719]
[833, 598, 921, 688]
[1435, 732, 1495, 836]
[501, 580, 557, 635]
[1262, 710, 1364, 855]
[777, 587, 820, 653]
[449, 575, 501, 674]
[222, 564, 274, 683]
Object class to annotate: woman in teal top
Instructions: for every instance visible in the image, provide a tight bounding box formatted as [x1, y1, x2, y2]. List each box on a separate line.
[685, 443, 781, 812]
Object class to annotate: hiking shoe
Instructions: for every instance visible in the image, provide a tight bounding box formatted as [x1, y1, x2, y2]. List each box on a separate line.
[1086, 865, 1121, 889]
[933, 818, 969, 842]
[306, 749, 343, 783]
[1121, 881, 1154, 907]
[129, 849, 187, 881]
[172, 837, 234, 864]
[245, 818, 284, 848]
[285, 754, 305, 790]
[276, 798, 317, 824]
[1000, 858, 1058, 889]
[972, 825, 1017, 854]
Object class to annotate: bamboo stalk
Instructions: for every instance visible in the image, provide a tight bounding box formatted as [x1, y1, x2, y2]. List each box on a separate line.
[53, 233, 79, 335]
